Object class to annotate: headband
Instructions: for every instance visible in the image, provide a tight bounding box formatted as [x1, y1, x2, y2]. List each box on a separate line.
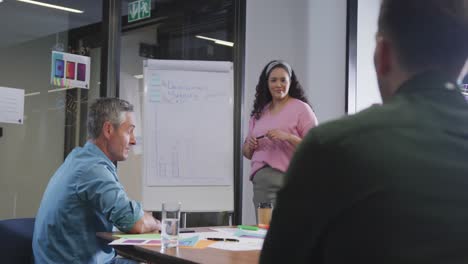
[265, 60, 292, 78]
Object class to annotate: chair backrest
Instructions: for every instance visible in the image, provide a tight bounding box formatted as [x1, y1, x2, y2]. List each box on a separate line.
[0, 218, 35, 263]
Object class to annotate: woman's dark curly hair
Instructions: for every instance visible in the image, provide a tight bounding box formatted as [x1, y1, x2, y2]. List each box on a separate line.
[251, 60, 310, 120]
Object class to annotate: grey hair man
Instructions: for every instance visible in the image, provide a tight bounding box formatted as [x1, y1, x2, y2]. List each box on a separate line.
[33, 98, 160, 264]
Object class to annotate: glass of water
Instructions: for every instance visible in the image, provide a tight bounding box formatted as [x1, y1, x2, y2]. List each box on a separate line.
[161, 202, 181, 248]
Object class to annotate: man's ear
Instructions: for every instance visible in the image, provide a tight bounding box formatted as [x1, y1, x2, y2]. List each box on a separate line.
[101, 121, 114, 140]
[374, 36, 392, 76]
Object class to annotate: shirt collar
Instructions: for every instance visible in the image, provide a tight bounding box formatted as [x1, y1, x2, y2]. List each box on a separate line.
[395, 70, 458, 96]
[394, 70, 468, 134]
[83, 141, 116, 171]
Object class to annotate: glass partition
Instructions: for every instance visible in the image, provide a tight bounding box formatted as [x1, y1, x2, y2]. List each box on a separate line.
[117, 0, 236, 221]
[0, 0, 103, 219]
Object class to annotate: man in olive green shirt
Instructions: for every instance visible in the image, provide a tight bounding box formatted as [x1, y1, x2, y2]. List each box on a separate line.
[260, 0, 468, 263]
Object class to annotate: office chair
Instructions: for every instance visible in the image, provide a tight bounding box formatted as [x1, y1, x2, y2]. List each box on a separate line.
[0, 218, 35, 263]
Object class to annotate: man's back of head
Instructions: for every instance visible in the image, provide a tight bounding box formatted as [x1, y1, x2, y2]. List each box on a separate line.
[378, 0, 468, 77]
[375, 0, 468, 100]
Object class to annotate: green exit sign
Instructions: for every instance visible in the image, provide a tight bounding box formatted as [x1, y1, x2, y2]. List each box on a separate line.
[128, 0, 151, 23]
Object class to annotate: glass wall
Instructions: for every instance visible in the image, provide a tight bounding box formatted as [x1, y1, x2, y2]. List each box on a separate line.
[117, 0, 236, 212]
[0, 0, 243, 222]
[0, 0, 103, 219]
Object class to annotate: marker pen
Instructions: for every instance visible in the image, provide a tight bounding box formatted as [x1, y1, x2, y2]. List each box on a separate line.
[206, 237, 239, 242]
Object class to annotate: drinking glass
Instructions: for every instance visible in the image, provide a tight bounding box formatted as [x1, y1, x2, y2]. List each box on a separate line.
[161, 202, 181, 248]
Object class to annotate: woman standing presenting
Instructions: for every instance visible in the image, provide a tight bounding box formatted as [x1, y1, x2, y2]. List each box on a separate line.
[243, 60, 318, 211]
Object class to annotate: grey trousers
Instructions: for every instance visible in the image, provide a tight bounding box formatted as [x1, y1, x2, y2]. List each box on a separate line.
[252, 166, 285, 220]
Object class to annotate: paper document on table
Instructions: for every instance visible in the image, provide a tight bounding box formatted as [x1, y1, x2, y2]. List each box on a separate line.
[183, 231, 238, 240]
[203, 229, 264, 251]
[185, 231, 263, 251]
[110, 233, 217, 248]
[115, 233, 161, 239]
[209, 227, 238, 233]
[208, 237, 264, 251]
[110, 238, 161, 246]
[110, 231, 264, 250]
[111, 233, 162, 246]
[210, 227, 267, 238]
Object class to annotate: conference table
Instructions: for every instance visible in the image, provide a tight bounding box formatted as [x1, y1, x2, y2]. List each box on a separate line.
[97, 227, 261, 264]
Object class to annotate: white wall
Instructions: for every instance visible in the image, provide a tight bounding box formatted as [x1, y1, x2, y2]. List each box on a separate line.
[242, 0, 347, 224]
[353, 0, 381, 113]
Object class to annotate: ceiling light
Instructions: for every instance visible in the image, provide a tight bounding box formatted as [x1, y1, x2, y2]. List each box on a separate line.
[48, 87, 75, 93]
[196, 35, 218, 42]
[214, 40, 234, 47]
[24, 92, 40, 97]
[196, 35, 234, 47]
[17, 0, 83, 13]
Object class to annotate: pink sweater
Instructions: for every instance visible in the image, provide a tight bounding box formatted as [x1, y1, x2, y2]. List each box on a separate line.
[246, 98, 318, 179]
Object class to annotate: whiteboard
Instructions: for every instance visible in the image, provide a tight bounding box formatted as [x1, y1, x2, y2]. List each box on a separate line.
[142, 59, 234, 211]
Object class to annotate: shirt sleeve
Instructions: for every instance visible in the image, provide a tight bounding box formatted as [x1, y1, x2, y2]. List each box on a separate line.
[260, 130, 380, 263]
[297, 105, 318, 138]
[75, 163, 144, 232]
[260, 135, 336, 263]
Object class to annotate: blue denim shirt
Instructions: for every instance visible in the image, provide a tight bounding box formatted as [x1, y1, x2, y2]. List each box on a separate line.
[33, 142, 144, 264]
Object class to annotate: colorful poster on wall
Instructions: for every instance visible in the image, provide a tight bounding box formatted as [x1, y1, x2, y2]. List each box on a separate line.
[50, 51, 91, 89]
